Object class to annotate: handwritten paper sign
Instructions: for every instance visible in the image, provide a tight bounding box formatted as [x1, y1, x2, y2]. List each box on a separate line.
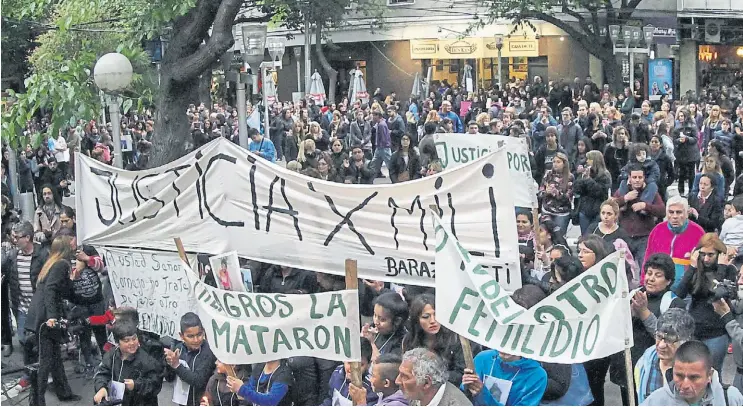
[103, 247, 196, 337]
[76, 138, 522, 290]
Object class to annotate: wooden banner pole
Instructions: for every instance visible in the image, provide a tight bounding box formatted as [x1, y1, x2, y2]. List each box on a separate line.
[344, 258, 364, 401]
[174, 237, 190, 268]
[619, 248, 636, 406]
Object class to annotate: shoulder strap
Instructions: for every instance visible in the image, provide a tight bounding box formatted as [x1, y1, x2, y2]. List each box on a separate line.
[660, 291, 677, 314]
[723, 383, 730, 406]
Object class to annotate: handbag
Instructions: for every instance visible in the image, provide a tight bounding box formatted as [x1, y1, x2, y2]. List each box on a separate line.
[541, 364, 594, 406]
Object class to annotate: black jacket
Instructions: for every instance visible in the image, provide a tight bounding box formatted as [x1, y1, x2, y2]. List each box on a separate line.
[533, 145, 566, 184]
[25, 260, 74, 338]
[573, 170, 612, 220]
[673, 124, 701, 164]
[344, 160, 375, 184]
[388, 150, 422, 183]
[4, 243, 48, 314]
[603, 143, 629, 190]
[258, 266, 317, 294]
[94, 347, 164, 406]
[541, 362, 572, 402]
[651, 148, 675, 189]
[171, 341, 217, 406]
[688, 193, 724, 233]
[675, 264, 739, 340]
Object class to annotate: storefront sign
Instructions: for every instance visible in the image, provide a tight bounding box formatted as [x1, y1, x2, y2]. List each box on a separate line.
[483, 38, 539, 58]
[439, 38, 483, 59]
[410, 40, 439, 59]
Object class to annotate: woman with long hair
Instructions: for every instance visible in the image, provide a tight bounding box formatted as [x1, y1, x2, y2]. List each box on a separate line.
[673, 108, 701, 196]
[649, 133, 675, 202]
[388, 134, 421, 183]
[692, 155, 726, 202]
[604, 126, 630, 193]
[297, 138, 320, 170]
[573, 150, 612, 235]
[688, 173, 724, 233]
[702, 104, 723, 152]
[285, 121, 304, 164]
[539, 152, 574, 234]
[308, 121, 330, 152]
[707, 138, 735, 196]
[402, 294, 466, 386]
[26, 235, 80, 404]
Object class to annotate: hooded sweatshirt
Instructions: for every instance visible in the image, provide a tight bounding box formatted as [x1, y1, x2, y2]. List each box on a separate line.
[375, 389, 408, 406]
[463, 350, 547, 406]
[640, 369, 743, 406]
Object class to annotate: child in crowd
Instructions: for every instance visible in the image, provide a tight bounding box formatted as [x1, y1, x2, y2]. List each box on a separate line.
[321, 338, 378, 406]
[202, 362, 251, 406]
[93, 321, 164, 406]
[361, 292, 408, 363]
[165, 312, 217, 406]
[617, 143, 660, 204]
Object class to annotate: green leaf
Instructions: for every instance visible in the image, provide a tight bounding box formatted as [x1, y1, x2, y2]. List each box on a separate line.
[60, 65, 69, 72]
[122, 98, 133, 113]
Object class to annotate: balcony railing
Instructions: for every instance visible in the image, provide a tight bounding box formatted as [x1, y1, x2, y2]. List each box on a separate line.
[678, 0, 743, 11]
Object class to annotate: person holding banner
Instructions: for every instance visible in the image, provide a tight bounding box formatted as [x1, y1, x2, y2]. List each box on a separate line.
[461, 334, 548, 406]
[321, 338, 377, 406]
[202, 362, 251, 406]
[227, 359, 293, 406]
[348, 353, 408, 406]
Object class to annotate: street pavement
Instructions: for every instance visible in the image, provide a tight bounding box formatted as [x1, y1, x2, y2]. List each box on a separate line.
[1, 166, 736, 406]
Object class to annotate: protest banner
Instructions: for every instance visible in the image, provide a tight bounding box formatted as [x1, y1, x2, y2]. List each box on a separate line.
[102, 247, 197, 337]
[432, 133, 538, 208]
[182, 259, 362, 364]
[76, 137, 522, 291]
[433, 216, 632, 363]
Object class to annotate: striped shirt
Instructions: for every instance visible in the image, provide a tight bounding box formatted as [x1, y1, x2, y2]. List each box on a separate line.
[17, 252, 34, 313]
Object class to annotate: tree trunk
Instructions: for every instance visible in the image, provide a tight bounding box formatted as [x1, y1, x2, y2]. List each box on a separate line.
[146, 0, 244, 167]
[315, 25, 338, 105]
[198, 72, 212, 108]
[602, 55, 623, 93]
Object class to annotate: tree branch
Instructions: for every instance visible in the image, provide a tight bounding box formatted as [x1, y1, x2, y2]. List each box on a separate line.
[526, 10, 610, 59]
[620, 0, 642, 19]
[559, 2, 592, 36]
[170, 0, 243, 83]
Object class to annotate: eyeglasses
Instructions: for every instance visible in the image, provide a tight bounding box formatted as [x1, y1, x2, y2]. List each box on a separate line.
[655, 332, 679, 345]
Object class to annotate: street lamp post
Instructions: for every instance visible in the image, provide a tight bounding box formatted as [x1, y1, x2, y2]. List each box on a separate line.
[293, 47, 302, 94]
[242, 25, 268, 149]
[94, 53, 133, 168]
[608, 24, 655, 91]
[262, 37, 286, 142]
[495, 36, 504, 88]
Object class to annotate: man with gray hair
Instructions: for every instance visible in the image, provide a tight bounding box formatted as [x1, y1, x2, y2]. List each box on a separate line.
[645, 195, 705, 290]
[635, 308, 696, 403]
[396, 348, 471, 406]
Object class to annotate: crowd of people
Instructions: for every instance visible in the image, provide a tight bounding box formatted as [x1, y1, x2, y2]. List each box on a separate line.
[3, 72, 743, 406]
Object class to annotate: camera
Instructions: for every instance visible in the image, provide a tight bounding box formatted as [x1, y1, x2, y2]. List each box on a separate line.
[710, 279, 738, 302]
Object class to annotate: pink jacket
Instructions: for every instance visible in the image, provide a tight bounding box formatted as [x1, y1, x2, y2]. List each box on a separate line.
[643, 220, 705, 288]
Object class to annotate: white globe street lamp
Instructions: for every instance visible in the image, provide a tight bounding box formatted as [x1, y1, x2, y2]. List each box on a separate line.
[94, 53, 133, 168]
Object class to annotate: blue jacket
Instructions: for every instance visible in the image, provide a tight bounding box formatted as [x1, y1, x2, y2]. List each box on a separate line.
[463, 350, 547, 406]
[249, 137, 277, 162]
[321, 365, 378, 406]
[438, 111, 464, 133]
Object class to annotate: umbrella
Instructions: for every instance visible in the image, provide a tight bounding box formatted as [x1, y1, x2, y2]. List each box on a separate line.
[462, 63, 474, 93]
[349, 68, 369, 105]
[309, 70, 326, 106]
[264, 69, 277, 104]
[411, 71, 423, 99]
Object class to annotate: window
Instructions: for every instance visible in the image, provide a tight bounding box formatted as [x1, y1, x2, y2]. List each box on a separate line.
[388, 0, 414, 5]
